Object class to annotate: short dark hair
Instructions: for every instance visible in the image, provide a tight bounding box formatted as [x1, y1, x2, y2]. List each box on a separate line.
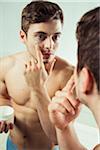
[21, 0, 63, 34]
[76, 7, 100, 91]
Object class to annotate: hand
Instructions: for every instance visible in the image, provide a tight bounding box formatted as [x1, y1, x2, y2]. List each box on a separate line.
[24, 45, 56, 89]
[24, 45, 46, 88]
[48, 75, 81, 130]
[0, 121, 13, 133]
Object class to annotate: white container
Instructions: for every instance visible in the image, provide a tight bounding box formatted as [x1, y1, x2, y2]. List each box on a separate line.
[0, 106, 14, 150]
[0, 106, 14, 122]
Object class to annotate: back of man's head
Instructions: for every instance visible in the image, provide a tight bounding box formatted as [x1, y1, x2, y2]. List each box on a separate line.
[76, 7, 100, 92]
[21, 0, 63, 35]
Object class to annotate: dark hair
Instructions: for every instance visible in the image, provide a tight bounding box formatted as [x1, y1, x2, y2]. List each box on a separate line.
[21, 0, 63, 34]
[76, 7, 100, 91]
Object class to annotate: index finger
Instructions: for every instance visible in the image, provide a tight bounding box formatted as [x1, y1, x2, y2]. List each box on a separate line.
[35, 45, 43, 68]
[63, 75, 75, 92]
[49, 58, 56, 74]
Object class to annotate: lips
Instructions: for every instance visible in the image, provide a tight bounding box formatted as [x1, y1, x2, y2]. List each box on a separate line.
[43, 53, 51, 59]
[41, 51, 53, 59]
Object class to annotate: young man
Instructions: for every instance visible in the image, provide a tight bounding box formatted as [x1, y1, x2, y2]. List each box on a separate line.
[0, 1, 73, 150]
[48, 7, 100, 150]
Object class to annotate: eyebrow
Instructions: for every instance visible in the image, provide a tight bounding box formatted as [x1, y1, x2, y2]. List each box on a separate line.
[33, 31, 61, 36]
[54, 32, 62, 35]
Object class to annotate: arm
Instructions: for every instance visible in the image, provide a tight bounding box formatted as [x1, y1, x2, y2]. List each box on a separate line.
[24, 47, 57, 143]
[48, 76, 86, 150]
[31, 87, 57, 143]
[0, 94, 11, 107]
[0, 56, 13, 106]
[0, 81, 13, 133]
[0, 57, 14, 132]
[56, 124, 86, 150]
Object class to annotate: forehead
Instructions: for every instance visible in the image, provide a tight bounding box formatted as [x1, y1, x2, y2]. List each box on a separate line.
[28, 20, 62, 35]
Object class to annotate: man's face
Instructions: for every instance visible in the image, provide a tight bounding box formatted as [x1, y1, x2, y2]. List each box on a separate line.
[25, 20, 62, 63]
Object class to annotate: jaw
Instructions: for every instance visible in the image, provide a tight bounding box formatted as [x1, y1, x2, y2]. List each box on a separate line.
[43, 54, 55, 63]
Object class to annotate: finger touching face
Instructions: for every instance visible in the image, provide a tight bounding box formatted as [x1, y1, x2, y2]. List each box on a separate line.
[26, 20, 62, 63]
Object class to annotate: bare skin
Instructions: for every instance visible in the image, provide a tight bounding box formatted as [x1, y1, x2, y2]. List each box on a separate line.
[0, 48, 73, 150]
[0, 20, 74, 150]
[48, 74, 100, 150]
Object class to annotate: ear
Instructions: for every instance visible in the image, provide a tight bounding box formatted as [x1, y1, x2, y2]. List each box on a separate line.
[19, 30, 27, 43]
[79, 67, 93, 94]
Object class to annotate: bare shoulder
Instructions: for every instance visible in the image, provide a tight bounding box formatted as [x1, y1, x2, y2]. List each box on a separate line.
[0, 51, 26, 80]
[54, 56, 74, 75]
[54, 56, 74, 69]
[54, 56, 74, 89]
[0, 54, 15, 81]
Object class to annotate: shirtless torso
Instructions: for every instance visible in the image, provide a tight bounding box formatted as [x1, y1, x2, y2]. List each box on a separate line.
[0, 51, 73, 150]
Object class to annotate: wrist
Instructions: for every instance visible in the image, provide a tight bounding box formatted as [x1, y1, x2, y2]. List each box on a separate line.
[55, 122, 73, 133]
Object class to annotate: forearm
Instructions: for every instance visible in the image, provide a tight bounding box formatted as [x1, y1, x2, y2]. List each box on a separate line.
[56, 123, 86, 150]
[30, 87, 57, 144]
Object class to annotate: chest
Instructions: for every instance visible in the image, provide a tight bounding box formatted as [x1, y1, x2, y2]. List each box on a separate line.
[5, 66, 59, 104]
[5, 64, 30, 104]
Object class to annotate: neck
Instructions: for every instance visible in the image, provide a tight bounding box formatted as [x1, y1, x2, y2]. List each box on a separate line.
[44, 62, 51, 75]
[88, 95, 100, 129]
[92, 105, 100, 129]
[44, 57, 56, 75]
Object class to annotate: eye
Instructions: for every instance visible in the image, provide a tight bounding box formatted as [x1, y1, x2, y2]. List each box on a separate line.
[38, 33, 47, 41]
[52, 33, 61, 42]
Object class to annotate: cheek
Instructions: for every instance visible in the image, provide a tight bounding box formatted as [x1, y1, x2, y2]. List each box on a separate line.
[28, 35, 39, 46]
[28, 40, 40, 51]
[54, 43, 59, 51]
[38, 42, 44, 49]
[27, 43, 35, 51]
[34, 39, 42, 45]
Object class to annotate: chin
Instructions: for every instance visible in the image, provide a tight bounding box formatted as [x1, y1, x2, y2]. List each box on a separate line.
[43, 59, 48, 63]
[43, 55, 55, 64]
[43, 58, 51, 64]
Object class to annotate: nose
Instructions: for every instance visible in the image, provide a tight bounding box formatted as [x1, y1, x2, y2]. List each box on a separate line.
[43, 37, 54, 51]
